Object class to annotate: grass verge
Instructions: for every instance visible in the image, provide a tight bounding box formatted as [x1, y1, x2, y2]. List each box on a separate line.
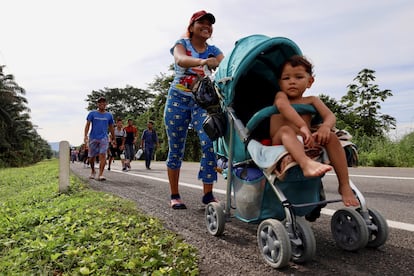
[0, 159, 198, 275]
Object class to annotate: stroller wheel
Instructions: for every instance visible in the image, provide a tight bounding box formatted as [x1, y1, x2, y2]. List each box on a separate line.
[205, 202, 225, 236]
[356, 207, 389, 248]
[257, 219, 291, 268]
[291, 216, 316, 264]
[331, 208, 369, 251]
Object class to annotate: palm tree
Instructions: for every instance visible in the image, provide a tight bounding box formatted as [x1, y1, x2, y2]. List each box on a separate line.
[0, 65, 52, 167]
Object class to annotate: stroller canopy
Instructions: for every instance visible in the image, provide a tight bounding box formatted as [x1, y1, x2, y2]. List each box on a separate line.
[215, 34, 302, 107]
[214, 35, 303, 163]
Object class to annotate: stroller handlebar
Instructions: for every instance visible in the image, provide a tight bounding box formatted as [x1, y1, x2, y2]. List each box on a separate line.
[227, 106, 249, 142]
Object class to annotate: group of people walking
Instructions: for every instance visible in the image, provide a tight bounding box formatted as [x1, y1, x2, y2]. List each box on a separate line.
[84, 97, 159, 181]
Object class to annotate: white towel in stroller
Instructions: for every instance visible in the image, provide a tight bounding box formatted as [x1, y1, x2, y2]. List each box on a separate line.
[247, 139, 299, 180]
[247, 139, 287, 170]
[247, 138, 327, 180]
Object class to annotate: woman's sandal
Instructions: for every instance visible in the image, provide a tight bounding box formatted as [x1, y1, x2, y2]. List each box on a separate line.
[202, 191, 218, 204]
[170, 198, 187, 209]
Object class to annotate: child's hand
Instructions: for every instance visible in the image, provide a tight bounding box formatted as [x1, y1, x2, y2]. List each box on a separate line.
[312, 125, 331, 145]
[299, 126, 314, 148]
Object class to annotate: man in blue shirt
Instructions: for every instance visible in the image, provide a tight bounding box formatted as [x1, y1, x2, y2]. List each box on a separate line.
[140, 120, 159, 169]
[84, 96, 115, 181]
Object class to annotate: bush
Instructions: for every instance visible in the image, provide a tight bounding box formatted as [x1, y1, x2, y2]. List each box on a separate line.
[353, 132, 414, 167]
[396, 132, 414, 166]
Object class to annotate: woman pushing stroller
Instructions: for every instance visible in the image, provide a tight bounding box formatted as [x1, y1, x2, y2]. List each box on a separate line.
[164, 10, 224, 209]
[270, 55, 359, 207]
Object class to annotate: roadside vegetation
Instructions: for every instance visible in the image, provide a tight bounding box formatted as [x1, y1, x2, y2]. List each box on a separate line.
[0, 160, 199, 275]
[354, 132, 414, 167]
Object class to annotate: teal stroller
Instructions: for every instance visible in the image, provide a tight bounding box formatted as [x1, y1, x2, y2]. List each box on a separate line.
[203, 35, 389, 268]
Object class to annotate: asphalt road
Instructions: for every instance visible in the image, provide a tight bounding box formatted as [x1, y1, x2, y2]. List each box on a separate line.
[70, 160, 414, 275]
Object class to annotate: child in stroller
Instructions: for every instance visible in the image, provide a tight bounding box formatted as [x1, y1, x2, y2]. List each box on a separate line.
[270, 55, 359, 207]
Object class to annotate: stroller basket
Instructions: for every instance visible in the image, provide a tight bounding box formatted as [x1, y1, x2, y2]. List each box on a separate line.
[232, 165, 322, 223]
[232, 166, 265, 221]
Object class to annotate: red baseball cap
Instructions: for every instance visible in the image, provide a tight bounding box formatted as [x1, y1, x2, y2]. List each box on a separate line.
[189, 10, 215, 25]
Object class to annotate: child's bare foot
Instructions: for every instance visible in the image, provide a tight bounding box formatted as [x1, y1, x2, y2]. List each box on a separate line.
[339, 186, 359, 207]
[301, 159, 332, 178]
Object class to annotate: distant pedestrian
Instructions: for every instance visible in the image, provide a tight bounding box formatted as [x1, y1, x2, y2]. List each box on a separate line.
[84, 96, 115, 181]
[70, 148, 77, 163]
[80, 143, 89, 168]
[123, 118, 138, 171]
[140, 120, 159, 169]
[108, 118, 126, 170]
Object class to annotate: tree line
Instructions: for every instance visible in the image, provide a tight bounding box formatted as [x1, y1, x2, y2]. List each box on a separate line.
[2, 61, 413, 168]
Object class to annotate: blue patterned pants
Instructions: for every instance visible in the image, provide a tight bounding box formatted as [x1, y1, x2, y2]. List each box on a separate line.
[164, 89, 217, 184]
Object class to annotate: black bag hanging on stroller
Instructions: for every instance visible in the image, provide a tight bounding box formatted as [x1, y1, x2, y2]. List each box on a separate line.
[192, 75, 227, 140]
[192, 75, 219, 109]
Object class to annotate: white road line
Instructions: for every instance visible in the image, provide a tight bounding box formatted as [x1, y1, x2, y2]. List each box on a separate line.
[326, 172, 414, 181]
[116, 169, 414, 232]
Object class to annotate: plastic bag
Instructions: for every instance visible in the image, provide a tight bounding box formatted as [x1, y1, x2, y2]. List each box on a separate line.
[135, 148, 143, 159]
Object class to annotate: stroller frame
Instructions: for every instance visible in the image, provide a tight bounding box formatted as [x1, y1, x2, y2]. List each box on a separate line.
[204, 35, 388, 268]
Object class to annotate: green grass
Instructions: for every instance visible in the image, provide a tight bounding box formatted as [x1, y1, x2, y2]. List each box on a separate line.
[0, 160, 199, 275]
[354, 132, 414, 167]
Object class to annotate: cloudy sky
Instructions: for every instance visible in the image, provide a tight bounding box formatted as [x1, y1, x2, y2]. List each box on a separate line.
[1, 0, 413, 145]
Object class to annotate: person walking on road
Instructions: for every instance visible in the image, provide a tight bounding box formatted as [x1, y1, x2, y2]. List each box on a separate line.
[140, 120, 159, 170]
[123, 118, 138, 171]
[108, 118, 126, 171]
[164, 10, 224, 209]
[80, 143, 89, 168]
[84, 96, 115, 181]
